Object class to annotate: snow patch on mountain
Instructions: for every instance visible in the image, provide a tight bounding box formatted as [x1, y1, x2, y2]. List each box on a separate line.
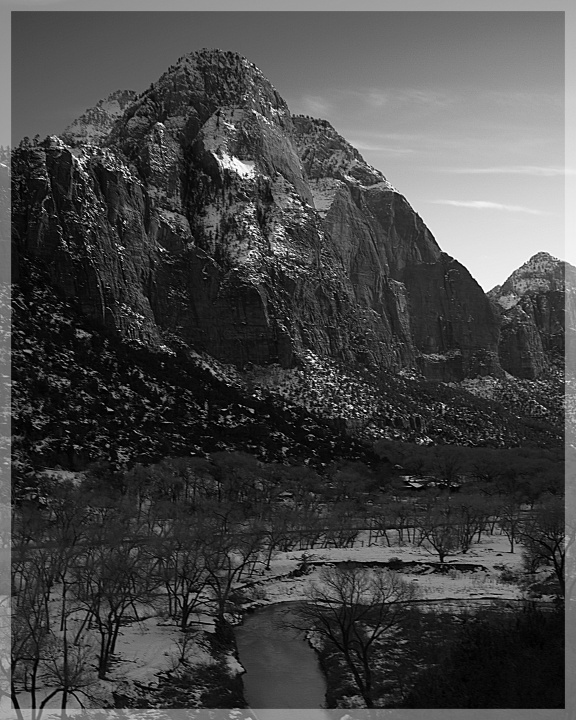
[309, 177, 346, 216]
[217, 152, 256, 178]
[495, 292, 520, 310]
[199, 109, 259, 181]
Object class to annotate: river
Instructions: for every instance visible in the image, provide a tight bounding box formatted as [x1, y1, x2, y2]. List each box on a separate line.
[235, 602, 331, 717]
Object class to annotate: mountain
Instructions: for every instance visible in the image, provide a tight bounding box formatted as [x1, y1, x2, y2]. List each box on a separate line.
[9, 265, 563, 477]
[10, 49, 566, 473]
[12, 48, 500, 384]
[488, 252, 575, 379]
[61, 89, 138, 147]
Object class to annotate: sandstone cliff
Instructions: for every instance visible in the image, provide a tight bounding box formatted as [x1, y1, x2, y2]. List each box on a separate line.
[12, 48, 502, 382]
[488, 252, 575, 379]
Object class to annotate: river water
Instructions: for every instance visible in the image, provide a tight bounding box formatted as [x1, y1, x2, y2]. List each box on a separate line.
[235, 602, 331, 717]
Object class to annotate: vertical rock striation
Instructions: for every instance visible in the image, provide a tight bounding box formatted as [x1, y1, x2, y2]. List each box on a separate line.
[13, 48, 503, 381]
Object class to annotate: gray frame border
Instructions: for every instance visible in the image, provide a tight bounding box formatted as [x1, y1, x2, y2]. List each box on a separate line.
[1, 3, 573, 719]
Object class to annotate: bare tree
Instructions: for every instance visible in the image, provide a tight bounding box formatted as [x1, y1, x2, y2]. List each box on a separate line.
[262, 505, 301, 569]
[41, 635, 98, 719]
[382, 499, 419, 546]
[202, 523, 265, 620]
[520, 495, 565, 595]
[295, 565, 418, 708]
[71, 541, 157, 678]
[322, 502, 360, 549]
[10, 558, 55, 719]
[10, 542, 60, 707]
[430, 447, 464, 487]
[417, 499, 461, 563]
[453, 493, 489, 553]
[498, 498, 524, 553]
[153, 520, 209, 630]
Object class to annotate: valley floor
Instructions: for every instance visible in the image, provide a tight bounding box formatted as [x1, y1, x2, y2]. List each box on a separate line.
[3, 529, 558, 717]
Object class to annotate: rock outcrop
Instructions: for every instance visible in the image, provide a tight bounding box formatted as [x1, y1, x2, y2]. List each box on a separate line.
[12, 49, 502, 382]
[488, 252, 575, 379]
[61, 89, 138, 147]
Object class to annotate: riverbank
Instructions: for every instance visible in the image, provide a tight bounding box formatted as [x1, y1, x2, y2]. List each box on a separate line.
[12, 609, 250, 713]
[234, 530, 559, 710]
[11, 529, 555, 714]
[123, 617, 248, 709]
[237, 530, 532, 610]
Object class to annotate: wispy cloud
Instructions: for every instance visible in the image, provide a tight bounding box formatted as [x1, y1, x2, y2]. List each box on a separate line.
[430, 200, 550, 216]
[363, 91, 390, 108]
[344, 130, 455, 157]
[439, 165, 572, 177]
[298, 94, 332, 117]
[347, 139, 416, 155]
[295, 87, 453, 119]
[347, 87, 453, 110]
[486, 90, 564, 110]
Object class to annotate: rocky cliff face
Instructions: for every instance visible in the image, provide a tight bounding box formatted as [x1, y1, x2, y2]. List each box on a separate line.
[12, 48, 502, 382]
[488, 252, 575, 379]
[61, 90, 138, 147]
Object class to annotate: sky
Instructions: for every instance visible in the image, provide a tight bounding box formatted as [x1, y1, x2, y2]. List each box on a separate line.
[5, 6, 573, 292]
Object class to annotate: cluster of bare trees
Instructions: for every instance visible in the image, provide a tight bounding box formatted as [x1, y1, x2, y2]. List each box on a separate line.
[294, 491, 567, 709]
[296, 566, 418, 708]
[375, 490, 566, 582]
[8, 448, 566, 713]
[6, 453, 379, 713]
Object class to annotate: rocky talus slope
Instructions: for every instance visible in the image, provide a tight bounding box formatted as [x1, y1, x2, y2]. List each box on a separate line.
[9, 263, 562, 478]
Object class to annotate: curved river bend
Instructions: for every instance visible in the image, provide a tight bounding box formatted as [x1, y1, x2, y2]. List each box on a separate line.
[235, 602, 331, 718]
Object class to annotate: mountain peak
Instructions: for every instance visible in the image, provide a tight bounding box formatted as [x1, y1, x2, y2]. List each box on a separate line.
[61, 89, 137, 146]
[16, 48, 503, 385]
[487, 251, 572, 379]
[174, 48, 263, 76]
[95, 48, 293, 156]
[154, 47, 291, 124]
[488, 251, 568, 305]
[519, 251, 563, 274]
[528, 251, 560, 262]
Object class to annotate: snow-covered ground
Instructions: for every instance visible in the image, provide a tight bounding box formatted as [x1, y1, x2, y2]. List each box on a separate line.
[243, 531, 527, 607]
[4, 528, 550, 718]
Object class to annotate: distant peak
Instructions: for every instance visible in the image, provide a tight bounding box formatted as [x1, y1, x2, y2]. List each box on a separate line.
[526, 251, 560, 264]
[512, 252, 564, 278]
[489, 250, 567, 305]
[96, 89, 138, 109]
[61, 89, 137, 146]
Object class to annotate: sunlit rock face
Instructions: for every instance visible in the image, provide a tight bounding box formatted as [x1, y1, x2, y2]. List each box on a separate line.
[488, 252, 574, 379]
[61, 90, 139, 147]
[12, 48, 504, 381]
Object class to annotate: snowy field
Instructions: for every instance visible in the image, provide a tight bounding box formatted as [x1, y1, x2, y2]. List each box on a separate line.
[242, 531, 528, 606]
